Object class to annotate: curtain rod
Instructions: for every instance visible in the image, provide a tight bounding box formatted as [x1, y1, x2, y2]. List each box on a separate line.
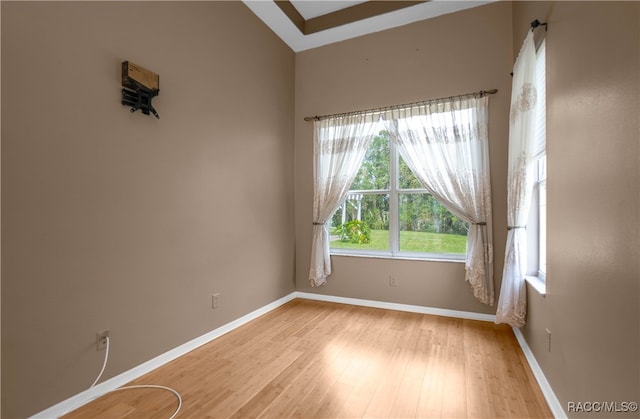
[530, 19, 548, 32]
[303, 88, 498, 122]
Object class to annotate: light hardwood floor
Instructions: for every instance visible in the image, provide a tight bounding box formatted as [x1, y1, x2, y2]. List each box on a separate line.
[65, 298, 552, 418]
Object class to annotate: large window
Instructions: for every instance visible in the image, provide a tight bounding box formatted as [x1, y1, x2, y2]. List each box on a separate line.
[329, 130, 468, 259]
[527, 38, 547, 285]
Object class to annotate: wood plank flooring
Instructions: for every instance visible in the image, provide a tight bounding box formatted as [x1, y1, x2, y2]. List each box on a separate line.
[64, 299, 552, 418]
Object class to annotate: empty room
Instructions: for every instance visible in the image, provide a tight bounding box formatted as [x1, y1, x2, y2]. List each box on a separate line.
[2, 1, 638, 418]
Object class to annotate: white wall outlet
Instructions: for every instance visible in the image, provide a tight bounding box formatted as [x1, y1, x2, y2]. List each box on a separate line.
[545, 328, 551, 352]
[389, 276, 398, 287]
[96, 330, 109, 351]
[212, 293, 220, 309]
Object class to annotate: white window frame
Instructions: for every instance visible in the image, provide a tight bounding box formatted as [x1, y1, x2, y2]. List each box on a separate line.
[330, 134, 467, 262]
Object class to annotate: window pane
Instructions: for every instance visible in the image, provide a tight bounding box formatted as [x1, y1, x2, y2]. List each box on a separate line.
[538, 157, 547, 276]
[351, 131, 390, 190]
[536, 40, 546, 278]
[398, 154, 424, 189]
[398, 194, 467, 254]
[330, 194, 389, 251]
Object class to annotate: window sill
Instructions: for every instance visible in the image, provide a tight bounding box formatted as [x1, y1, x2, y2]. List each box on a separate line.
[330, 250, 465, 264]
[525, 275, 546, 296]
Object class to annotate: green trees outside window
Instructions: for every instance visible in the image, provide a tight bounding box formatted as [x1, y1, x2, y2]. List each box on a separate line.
[330, 131, 468, 256]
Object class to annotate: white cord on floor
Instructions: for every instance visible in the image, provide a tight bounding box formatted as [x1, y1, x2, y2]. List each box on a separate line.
[64, 336, 182, 418]
[112, 384, 183, 419]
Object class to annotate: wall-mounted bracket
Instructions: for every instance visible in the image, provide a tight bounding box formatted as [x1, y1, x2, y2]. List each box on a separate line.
[121, 61, 160, 119]
[121, 87, 159, 118]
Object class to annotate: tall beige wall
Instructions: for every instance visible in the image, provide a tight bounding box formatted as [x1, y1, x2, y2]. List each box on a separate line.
[1, 2, 295, 417]
[294, 2, 513, 314]
[513, 2, 640, 415]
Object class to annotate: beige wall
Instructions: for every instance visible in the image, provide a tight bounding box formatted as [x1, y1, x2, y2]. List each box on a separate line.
[294, 2, 513, 314]
[513, 2, 640, 415]
[1, 2, 295, 417]
[3, 1, 639, 417]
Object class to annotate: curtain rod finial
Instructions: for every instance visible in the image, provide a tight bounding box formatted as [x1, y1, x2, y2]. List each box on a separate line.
[530, 19, 548, 31]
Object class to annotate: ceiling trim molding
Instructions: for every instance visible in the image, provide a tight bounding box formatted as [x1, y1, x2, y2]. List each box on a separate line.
[275, 1, 426, 35]
[242, 0, 495, 52]
[274, 1, 306, 33]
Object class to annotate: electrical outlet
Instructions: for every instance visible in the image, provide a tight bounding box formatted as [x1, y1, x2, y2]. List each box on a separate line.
[212, 293, 220, 309]
[96, 330, 109, 351]
[545, 328, 551, 352]
[389, 276, 398, 287]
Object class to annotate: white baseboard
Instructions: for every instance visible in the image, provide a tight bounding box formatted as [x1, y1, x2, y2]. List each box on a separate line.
[33, 290, 562, 419]
[512, 327, 566, 419]
[293, 291, 497, 322]
[31, 292, 298, 419]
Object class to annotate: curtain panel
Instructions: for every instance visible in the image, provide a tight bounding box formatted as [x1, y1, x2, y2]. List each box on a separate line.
[496, 31, 539, 326]
[309, 114, 380, 286]
[383, 96, 494, 305]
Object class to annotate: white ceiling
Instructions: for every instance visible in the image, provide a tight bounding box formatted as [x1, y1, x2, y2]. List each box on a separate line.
[242, 0, 494, 52]
[291, 0, 368, 20]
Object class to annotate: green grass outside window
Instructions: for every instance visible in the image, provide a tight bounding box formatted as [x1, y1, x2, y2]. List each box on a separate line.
[330, 229, 466, 254]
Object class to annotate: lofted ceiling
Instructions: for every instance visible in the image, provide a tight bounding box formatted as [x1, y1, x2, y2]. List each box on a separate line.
[242, 0, 494, 52]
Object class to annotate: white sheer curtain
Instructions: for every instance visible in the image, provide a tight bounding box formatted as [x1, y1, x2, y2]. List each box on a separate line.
[309, 114, 381, 287]
[496, 31, 539, 326]
[384, 96, 494, 305]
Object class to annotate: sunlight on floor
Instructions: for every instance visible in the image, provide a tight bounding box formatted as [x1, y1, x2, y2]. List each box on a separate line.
[320, 335, 468, 417]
